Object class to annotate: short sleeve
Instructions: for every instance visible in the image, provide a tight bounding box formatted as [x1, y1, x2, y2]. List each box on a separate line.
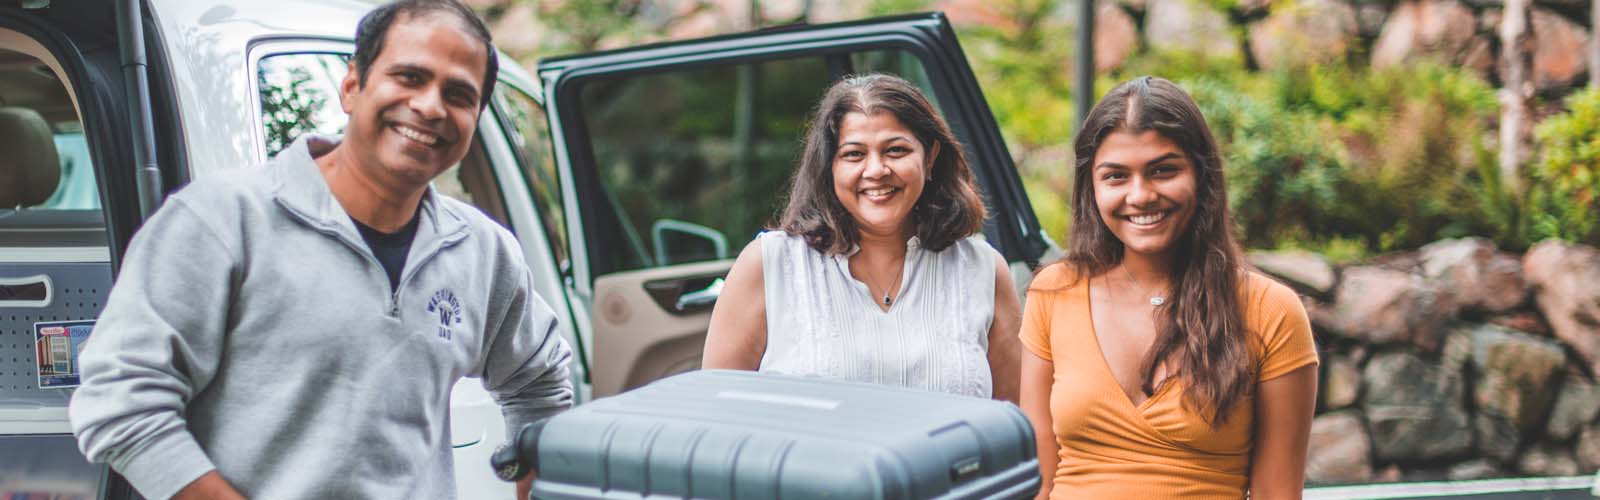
[1252, 276, 1320, 381]
[1019, 264, 1069, 361]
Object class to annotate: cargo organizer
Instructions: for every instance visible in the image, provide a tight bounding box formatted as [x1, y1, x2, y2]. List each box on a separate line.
[504, 369, 1040, 500]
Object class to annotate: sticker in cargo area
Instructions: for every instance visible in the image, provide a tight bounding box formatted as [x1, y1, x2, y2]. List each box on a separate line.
[34, 320, 94, 389]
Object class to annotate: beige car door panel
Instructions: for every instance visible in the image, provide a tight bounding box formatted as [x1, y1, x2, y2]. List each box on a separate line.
[591, 260, 732, 397]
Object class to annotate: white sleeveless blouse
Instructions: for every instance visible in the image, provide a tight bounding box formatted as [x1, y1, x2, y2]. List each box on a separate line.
[758, 230, 998, 398]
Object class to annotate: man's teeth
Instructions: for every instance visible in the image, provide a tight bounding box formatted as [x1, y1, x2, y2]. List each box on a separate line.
[1130, 212, 1165, 225]
[863, 187, 898, 197]
[395, 125, 439, 146]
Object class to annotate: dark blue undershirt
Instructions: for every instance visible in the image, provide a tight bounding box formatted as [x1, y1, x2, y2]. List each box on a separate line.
[352, 213, 420, 293]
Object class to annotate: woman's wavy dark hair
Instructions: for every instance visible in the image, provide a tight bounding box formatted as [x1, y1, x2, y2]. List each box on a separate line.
[1063, 76, 1252, 427]
[777, 74, 987, 254]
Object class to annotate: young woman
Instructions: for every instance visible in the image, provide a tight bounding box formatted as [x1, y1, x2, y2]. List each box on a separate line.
[701, 74, 1021, 403]
[1019, 77, 1318, 498]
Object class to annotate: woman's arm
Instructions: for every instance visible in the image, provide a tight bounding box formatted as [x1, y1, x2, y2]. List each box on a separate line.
[1248, 364, 1318, 500]
[988, 252, 1022, 404]
[700, 239, 768, 370]
[1021, 350, 1057, 500]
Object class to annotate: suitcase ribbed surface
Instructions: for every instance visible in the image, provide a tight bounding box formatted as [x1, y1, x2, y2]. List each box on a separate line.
[532, 370, 1038, 500]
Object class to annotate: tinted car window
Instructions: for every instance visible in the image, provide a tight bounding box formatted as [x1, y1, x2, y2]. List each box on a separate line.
[574, 49, 940, 276]
[493, 83, 569, 270]
[0, 47, 106, 247]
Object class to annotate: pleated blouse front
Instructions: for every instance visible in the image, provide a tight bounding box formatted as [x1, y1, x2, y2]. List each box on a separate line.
[757, 230, 997, 399]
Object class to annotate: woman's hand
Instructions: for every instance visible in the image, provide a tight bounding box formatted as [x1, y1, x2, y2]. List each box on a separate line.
[701, 239, 768, 370]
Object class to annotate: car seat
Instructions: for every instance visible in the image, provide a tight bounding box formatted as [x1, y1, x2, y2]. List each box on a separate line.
[0, 107, 61, 209]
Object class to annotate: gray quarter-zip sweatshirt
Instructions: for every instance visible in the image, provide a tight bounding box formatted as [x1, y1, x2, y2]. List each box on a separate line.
[68, 136, 574, 499]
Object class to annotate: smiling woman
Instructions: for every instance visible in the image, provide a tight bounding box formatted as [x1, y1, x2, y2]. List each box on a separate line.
[1019, 77, 1319, 500]
[701, 74, 1022, 405]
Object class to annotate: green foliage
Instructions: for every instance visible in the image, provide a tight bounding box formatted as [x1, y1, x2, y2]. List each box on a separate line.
[1181, 78, 1347, 249]
[1528, 87, 1600, 245]
[258, 66, 327, 156]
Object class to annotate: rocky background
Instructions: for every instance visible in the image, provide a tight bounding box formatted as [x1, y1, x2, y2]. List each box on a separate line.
[1083, 0, 1589, 92]
[1251, 238, 1600, 483]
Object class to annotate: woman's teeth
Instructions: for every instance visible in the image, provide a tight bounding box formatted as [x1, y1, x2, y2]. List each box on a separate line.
[863, 187, 898, 197]
[1129, 212, 1166, 225]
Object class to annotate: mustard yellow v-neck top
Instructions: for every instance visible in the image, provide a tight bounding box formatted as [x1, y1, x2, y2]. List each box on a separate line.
[1019, 264, 1317, 499]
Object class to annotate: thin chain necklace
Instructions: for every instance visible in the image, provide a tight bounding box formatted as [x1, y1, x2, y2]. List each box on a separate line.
[877, 258, 906, 306]
[1124, 265, 1167, 306]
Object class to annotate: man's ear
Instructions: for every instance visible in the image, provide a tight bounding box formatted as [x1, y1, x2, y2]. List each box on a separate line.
[339, 61, 360, 113]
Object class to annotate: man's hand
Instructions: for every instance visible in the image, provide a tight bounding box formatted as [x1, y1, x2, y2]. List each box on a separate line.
[516, 473, 535, 500]
[172, 471, 246, 500]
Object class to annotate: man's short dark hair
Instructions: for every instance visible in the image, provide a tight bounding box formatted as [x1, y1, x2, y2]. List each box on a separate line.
[352, 0, 499, 109]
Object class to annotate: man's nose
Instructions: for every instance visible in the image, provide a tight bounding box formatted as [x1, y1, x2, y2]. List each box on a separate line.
[409, 87, 447, 120]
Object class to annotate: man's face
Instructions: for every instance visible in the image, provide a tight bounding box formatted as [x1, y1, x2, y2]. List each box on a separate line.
[338, 13, 487, 190]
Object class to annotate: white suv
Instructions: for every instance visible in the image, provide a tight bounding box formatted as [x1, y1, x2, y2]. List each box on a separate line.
[0, 1, 1056, 498]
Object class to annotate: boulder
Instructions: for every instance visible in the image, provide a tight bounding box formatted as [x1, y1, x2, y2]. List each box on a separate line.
[1528, 8, 1589, 92]
[1246, 0, 1360, 70]
[1447, 459, 1507, 480]
[1363, 351, 1474, 461]
[1488, 311, 1551, 337]
[1370, 0, 1477, 68]
[1313, 266, 1454, 350]
[1523, 240, 1600, 375]
[1306, 411, 1373, 484]
[1094, 1, 1139, 72]
[1468, 323, 1566, 461]
[1322, 354, 1361, 410]
[1144, 0, 1240, 57]
[1546, 375, 1600, 441]
[1249, 250, 1337, 295]
[1518, 442, 1580, 476]
[1458, 35, 1495, 78]
[1419, 237, 1526, 313]
[1580, 423, 1600, 471]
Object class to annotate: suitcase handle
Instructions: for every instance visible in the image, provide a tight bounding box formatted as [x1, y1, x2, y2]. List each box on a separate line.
[491, 418, 549, 482]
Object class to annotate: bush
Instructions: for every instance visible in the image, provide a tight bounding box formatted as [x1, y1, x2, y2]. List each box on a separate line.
[1528, 87, 1600, 245]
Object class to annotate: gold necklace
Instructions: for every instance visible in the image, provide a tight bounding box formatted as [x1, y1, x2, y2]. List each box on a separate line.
[1124, 265, 1167, 306]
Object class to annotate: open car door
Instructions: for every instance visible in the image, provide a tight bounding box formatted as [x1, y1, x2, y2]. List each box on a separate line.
[538, 12, 1051, 397]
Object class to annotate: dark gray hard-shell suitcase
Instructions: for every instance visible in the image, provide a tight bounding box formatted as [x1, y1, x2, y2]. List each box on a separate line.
[497, 369, 1039, 499]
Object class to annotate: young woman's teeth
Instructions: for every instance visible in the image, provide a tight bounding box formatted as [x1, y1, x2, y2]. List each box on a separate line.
[1130, 212, 1165, 225]
[395, 125, 438, 146]
[863, 187, 898, 197]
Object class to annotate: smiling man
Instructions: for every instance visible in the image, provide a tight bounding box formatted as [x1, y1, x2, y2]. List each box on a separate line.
[67, 1, 573, 499]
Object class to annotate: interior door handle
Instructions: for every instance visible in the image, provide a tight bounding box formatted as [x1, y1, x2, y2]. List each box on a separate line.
[674, 277, 723, 311]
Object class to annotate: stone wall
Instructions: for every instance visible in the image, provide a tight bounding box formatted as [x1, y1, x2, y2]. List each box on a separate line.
[1250, 238, 1600, 483]
[1088, 0, 1591, 93]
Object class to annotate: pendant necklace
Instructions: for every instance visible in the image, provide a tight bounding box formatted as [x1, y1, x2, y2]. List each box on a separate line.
[878, 258, 906, 306]
[1124, 265, 1167, 306]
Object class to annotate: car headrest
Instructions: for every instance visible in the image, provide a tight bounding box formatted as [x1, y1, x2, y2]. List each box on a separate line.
[0, 107, 61, 208]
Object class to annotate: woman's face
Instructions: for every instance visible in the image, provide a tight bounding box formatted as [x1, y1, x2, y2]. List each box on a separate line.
[832, 111, 935, 239]
[1090, 128, 1199, 261]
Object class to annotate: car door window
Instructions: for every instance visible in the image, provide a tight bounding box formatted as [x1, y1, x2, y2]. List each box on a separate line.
[255, 51, 509, 225]
[572, 49, 941, 278]
[492, 82, 568, 270]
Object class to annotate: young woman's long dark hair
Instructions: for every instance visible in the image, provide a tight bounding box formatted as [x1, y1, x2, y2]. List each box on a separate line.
[778, 74, 986, 254]
[1065, 76, 1252, 426]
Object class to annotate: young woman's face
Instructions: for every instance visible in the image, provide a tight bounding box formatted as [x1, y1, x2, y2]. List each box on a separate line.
[832, 111, 935, 238]
[1090, 128, 1199, 261]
